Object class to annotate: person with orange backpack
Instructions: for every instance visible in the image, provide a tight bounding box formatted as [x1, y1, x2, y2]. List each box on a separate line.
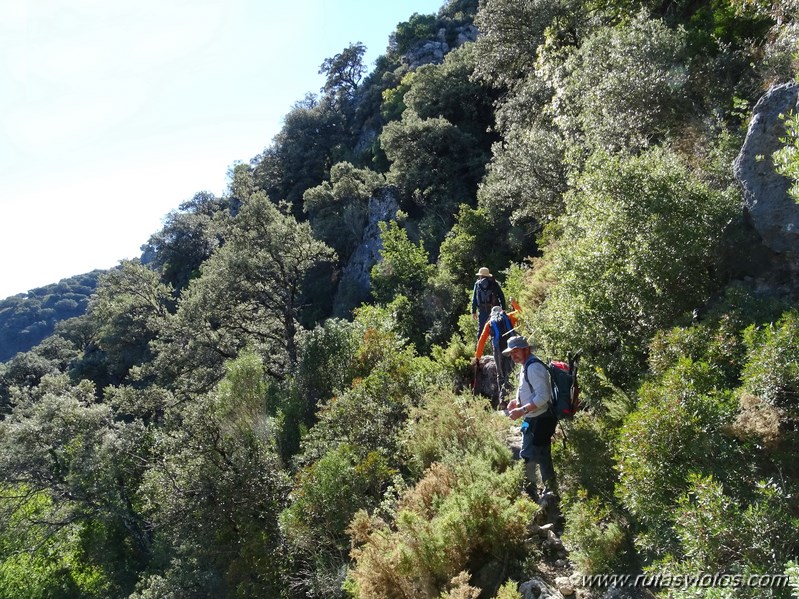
[474, 298, 521, 406]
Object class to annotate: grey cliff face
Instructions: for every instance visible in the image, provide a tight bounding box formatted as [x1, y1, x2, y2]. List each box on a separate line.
[402, 24, 479, 69]
[332, 188, 399, 317]
[734, 82, 799, 255]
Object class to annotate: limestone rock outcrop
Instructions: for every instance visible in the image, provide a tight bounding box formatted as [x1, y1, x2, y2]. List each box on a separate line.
[734, 82, 799, 256]
[401, 24, 479, 69]
[332, 189, 399, 317]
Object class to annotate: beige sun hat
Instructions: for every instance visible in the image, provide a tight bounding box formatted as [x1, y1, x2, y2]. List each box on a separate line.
[476, 266, 492, 277]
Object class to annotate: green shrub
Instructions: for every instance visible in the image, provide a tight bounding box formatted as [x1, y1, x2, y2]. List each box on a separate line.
[438, 571, 481, 599]
[741, 311, 799, 410]
[139, 371, 291, 599]
[400, 388, 512, 477]
[345, 457, 535, 599]
[296, 367, 415, 468]
[436, 206, 518, 299]
[294, 301, 443, 476]
[552, 413, 617, 505]
[674, 474, 741, 570]
[648, 284, 793, 403]
[561, 492, 629, 574]
[380, 112, 487, 231]
[551, 11, 690, 151]
[295, 318, 361, 414]
[530, 147, 740, 397]
[647, 475, 799, 599]
[393, 12, 438, 55]
[615, 359, 743, 559]
[302, 162, 384, 264]
[674, 474, 797, 576]
[648, 318, 744, 389]
[428, 334, 474, 393]
[773, 111, 799, 203]
[381, 72, 415, 123]
[492, 581, 523, 599]
[281, 445, 394, 554]
[129, 558, 224, 599]
[0, 487, 112, 599]
[786, 561, 799, 599]
[349, 302, 414, 374]
[280, 444, 396, 599]
[702, 281, 791, 334]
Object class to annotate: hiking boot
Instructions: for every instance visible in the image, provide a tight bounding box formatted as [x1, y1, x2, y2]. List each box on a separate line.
[542, 477, 559, 498]
[537, 490, 556, 509]
[540, 481, 560, 508]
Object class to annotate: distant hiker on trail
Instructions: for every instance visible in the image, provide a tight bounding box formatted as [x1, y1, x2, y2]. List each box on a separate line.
[503, 335, 558, 503]
[471, 267, 506, 339]
[474, 298, 521, 406]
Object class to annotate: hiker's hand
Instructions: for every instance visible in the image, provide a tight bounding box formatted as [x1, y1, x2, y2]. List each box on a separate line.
[472, 312, 477, 321]
[470, 357, 479, 368]
[509, 406, 526, 421]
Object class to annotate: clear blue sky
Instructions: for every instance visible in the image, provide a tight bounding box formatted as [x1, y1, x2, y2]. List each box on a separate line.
[0, 0, 444, 299]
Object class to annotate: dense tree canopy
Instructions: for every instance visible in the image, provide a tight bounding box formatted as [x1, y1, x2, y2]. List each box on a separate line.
[149, 193, 336, 394]
[319, 42, 367, 104]
[531, 147, 740, 389]
[0, 272, 99, 362]
[87, 261, 174, 387]
[303, 162, 385, 263]
[140, 191, 227, 293]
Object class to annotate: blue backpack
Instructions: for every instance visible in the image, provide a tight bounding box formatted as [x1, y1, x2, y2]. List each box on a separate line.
[489, 312, 514, 352]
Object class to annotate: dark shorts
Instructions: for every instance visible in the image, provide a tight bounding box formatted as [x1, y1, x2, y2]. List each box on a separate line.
[520, 410, 556, 458]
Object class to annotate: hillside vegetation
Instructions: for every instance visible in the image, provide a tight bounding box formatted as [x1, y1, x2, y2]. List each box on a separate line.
[0, 272, 101, 363]
[2, 0, 799, 597]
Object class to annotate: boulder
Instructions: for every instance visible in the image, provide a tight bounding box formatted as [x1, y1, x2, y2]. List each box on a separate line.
[456, 24, 479, 46]
[471, 354, 499, 403]
[519, 576, 564, 599]
[400, 24, 478, 70]
[733, 82, 799, 255]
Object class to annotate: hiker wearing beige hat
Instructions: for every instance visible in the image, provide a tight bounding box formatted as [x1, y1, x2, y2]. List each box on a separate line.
[470, 266, 506, 340]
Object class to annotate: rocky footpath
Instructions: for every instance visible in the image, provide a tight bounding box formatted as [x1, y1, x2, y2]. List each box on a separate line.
[497, 395, 654, 599]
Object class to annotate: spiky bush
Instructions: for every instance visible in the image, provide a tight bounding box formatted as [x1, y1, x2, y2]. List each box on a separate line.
[344, 457, 535, 599]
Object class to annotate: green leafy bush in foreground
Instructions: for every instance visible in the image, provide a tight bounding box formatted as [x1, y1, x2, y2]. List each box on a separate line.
[561, 492, 629, 575]
[401, 388, 512, 476]
[344, 456, 534, 599]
